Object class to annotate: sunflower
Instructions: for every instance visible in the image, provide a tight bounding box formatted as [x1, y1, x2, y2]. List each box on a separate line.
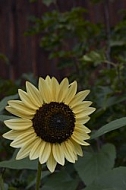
[3, 76, 95, 172]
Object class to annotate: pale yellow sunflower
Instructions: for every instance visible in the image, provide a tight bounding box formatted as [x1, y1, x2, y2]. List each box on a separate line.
[3, 76, 95, 172]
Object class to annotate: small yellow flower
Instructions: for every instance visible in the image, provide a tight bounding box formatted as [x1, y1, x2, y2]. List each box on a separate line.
[3, 76, 95, 172]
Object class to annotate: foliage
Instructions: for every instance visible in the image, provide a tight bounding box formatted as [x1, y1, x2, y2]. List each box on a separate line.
[1, 0, 126, 189]
[0, 53, 10, 65]
[84, 167, 126, 190]
[26, 7, 103, 85]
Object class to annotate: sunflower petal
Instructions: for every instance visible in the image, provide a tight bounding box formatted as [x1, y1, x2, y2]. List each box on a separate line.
[47, 151, 57, 173]
[61, 141, 76, 163]
[76, 107, 96, 118]
[8, 100, 36, 115]
[3, 130, 23, 140]
[39, 141, 46, 163]
[71, 133, 89, 146]
[75, 126, 89, 135]
[39, 77, 51, 103]
[69, 90, 90, 107]
[72, 101, 92, 113]
[51, 77, 60, 101]
[73, 130, 90, 140]
[76, 116, 90, 124]
[75, 124, 91, 134]
[16, 140, 36, 160]
[18, 89, 38, 109]
[58, 78, 69, 102]
[39, 143, 51, 164]
[26, 81, 42, 106]
[52, 144, 65, 165]
[71, 140, 83, 156]
[6, 106, 33, 119]
[45, 75, 52, 85]
[4, 118, 32, 130]
[29, 138, 42, 160]
[10, 131, 35, 148]
[64, 81, 77, 104]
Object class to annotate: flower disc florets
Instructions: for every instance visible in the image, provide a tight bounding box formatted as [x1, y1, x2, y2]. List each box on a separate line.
[32, 102, 75, 143]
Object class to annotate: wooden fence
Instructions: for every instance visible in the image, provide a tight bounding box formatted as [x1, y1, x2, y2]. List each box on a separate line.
[0, 0, 126, 81]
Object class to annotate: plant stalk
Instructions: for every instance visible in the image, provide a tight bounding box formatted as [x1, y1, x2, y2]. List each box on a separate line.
[35, 161, 42, 190]
[0, 174, 4, 190]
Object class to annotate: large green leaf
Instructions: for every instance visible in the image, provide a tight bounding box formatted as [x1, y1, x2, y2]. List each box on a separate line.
[0, 94, 18, 113]
[97, 167, 126, 190]
[74, 143, 116, 185]
[42, 170, 79, 190]
[85, 167, 126, 190]
[85, 184, 117, 190]
[0, 157, 38, 170]
[91, 117, 126, 139]
[82, 184, 105, 190]
[0, 115, 16, 122]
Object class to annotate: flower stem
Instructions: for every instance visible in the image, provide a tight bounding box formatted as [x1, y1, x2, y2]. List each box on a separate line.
[0, 174, 4, 190]
[35, 161, 42, 190]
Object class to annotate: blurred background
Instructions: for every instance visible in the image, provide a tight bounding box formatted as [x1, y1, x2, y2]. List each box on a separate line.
[0, 0, 126, 80]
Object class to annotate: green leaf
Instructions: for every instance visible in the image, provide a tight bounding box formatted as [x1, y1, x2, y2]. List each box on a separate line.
[97, 167, 126, 190]
[102, 96, 126, 110]
[91, 117, 126, 139]
[4, 184, 8, 190]
[74, 143, 116, 185]
[0, 94, 18, 113]
[42, 0, 56, 6]
[83, 51, 106, 65]
[0, 157, 38, 170]
[0, 53, 9, 65]
[83, 184, 105, 190]
[0, 115, 16, 122]
[42, 170, 79, 190]
[85, 184, 117, 190]
[110, 40, 126, 47]
[22, 73, 37, 85]
[26, 171, 50, 189]
[85, 167, 126, 190]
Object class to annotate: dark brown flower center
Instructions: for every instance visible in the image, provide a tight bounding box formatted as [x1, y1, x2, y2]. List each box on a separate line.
[32, 102, 75, 143]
